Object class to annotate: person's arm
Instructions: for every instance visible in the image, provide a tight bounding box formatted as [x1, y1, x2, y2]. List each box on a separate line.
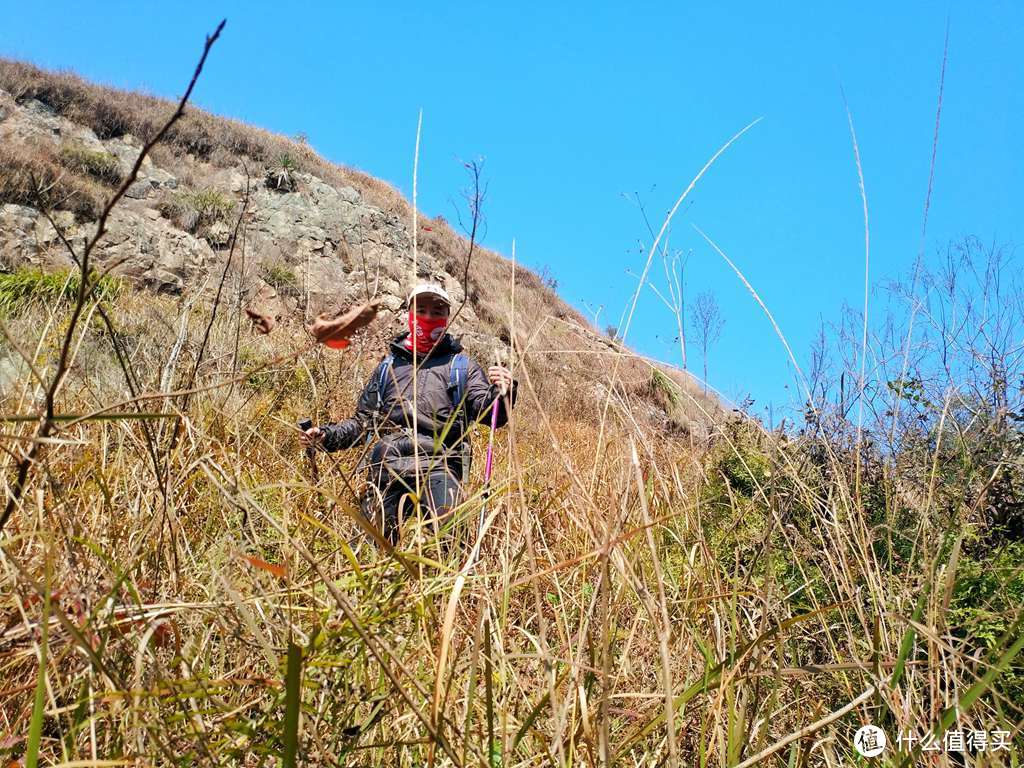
[463, 360, 517, 428]
[314, 365, 382, 451]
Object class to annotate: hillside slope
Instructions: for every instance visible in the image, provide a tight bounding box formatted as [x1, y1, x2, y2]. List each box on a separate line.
[0, 58, 718, 436]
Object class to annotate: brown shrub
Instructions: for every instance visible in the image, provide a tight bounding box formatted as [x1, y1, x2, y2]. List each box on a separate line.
[0, 143, 106, 220]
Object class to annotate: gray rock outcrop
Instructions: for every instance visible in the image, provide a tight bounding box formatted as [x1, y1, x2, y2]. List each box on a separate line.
[0, 86, 476, 327]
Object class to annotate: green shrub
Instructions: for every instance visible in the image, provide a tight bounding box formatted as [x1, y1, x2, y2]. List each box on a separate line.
[260, 264, 300, 297]
[650, 368, 680, 408]
[717, 447, 770, 498]
[950, 542, 1024, 647]
[705, 421, 771, 500]
[187, 188, 235, 224]
[58, 145, 123, 185]
[158, 187, 235, 233]
[950, 541, 1024, 706]
[0, 267, 123, 315]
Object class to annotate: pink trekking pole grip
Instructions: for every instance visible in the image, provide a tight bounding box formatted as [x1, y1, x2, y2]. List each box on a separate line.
[484, 398, 499, 482]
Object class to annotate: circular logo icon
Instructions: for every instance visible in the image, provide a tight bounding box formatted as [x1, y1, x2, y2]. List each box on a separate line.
[853, 725, 887, 757]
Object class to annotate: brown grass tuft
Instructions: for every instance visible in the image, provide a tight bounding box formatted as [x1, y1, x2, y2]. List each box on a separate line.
[0, 142, 107, 220]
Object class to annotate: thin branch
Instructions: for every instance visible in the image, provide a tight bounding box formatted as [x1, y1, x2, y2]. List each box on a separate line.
[0, 19, 226, 536]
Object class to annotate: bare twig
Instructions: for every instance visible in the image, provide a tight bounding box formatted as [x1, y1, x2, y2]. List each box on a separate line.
[0, 19, 226, 536]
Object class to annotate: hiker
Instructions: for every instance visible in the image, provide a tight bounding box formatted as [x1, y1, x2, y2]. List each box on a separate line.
[300, 283, 516, 544]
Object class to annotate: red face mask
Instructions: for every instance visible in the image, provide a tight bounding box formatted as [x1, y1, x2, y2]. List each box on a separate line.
[405, 313, 448, 351]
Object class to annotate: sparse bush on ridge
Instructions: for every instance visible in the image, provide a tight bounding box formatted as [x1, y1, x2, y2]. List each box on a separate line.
[538, 263, 559, 291]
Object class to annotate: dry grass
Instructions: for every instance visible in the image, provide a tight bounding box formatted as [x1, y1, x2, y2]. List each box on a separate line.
[0, 244, 1019, 764]
[0, 55, 1020, 768]
[0, 143, 107, 221]
[0, 57, 429, 219]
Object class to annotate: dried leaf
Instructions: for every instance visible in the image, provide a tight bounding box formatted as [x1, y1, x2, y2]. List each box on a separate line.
[242, 554, 287, 579]
[245, 283, 282, 335]
[245, 306, 276, 335]
[308, 299, 381, 348]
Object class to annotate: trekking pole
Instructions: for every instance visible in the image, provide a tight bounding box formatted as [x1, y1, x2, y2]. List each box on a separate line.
[297, 418, 320, 484]
[477, 356, 505, 540]
[477, 399, 500, 538]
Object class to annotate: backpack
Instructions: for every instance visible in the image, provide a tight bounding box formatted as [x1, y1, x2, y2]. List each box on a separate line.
[373, 352, 472, 480]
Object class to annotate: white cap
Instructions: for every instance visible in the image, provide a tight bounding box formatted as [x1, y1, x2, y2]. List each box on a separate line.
[406, 282, 452, 308]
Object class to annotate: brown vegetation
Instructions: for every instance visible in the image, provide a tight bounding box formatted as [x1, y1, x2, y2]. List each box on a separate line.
[1, 52, 1018, 768]
[0, 143, 107, 220]
[1, 57, 429, 217]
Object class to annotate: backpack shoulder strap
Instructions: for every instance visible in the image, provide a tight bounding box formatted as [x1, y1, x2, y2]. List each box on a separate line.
[449, 353, 469, 409]
[375, 354, 394, 411]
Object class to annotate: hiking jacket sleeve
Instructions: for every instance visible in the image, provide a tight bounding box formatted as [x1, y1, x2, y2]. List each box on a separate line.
[318, 368, 379, 451]
[464, 359, 517, 429]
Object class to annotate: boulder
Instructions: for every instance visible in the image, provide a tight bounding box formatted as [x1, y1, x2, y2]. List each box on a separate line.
[0, 204, 79, 270]
[106, 137, 178, 198]
[0, 96, 105, 152]
[82, 208, 216, 294]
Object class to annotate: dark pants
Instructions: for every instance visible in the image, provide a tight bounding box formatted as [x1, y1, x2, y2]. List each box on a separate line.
[361, 468, 462, 544]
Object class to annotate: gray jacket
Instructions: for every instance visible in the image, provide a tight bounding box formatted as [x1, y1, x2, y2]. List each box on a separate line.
[319, 333, 516, 477]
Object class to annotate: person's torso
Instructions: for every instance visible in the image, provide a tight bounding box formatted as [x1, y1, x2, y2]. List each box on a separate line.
[373, 339, 472, 457]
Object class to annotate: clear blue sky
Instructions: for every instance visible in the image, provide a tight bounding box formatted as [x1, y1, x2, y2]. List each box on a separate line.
[2, 2, 1021, 415]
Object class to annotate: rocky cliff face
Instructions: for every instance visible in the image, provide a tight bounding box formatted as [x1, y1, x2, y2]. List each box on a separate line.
[0, 86, 485, 336]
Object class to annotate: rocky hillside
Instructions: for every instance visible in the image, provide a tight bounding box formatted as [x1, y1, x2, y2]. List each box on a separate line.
[0, 58, 716, 434]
